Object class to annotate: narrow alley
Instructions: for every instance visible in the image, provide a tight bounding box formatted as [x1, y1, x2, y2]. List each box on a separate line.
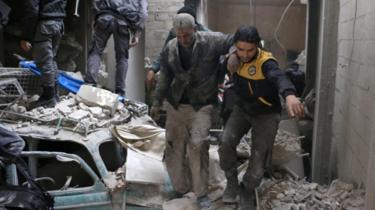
[0, 0, 374, 209]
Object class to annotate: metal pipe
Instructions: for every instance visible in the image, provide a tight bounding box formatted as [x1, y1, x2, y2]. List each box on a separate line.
[74, 0, 80, 17]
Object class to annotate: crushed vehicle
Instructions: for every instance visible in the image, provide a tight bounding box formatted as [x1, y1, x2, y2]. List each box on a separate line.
[0, 67, 162, 210]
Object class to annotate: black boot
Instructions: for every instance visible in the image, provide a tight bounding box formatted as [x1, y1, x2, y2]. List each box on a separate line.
[239, 183, 256, 210]
[222, 171, 239, 203]
[28, 86, 57, 110]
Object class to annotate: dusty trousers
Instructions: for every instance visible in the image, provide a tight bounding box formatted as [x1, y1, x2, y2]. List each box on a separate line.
[219, 105, 280, 194]
[164, 103, 212, 197]
[33, 20, 64, 87]
[86, 14, 130, 96]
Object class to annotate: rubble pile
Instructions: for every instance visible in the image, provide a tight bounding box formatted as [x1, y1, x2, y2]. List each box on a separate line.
[272, 130, 304, 165]
[0, 93, 148, 136]
[274, 130, 303, 153]
[258, 178, 365, 210]
[237, 129, 303, 165]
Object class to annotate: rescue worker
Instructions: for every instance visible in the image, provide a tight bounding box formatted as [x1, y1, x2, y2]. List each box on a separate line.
[145, 5, 209, 91]
[85, 0, 148, 97]
[21, 0, 68, 109]
[218, 26, 304, 210]
[150, 13, 233, 210]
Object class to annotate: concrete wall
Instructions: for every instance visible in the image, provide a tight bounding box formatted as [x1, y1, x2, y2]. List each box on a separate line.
[103, 0, 184, 101]
[331, 0, 375, 207]
[204, 0, 307, 68]
[145, 0, 184, 61]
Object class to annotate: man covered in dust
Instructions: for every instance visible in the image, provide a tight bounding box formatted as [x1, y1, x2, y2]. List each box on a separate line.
[150, 13, 233, 210]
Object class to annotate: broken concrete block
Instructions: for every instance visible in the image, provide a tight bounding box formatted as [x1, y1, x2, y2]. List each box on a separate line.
[56, 103, 72, 115]
[97, 70, 108, 87]
[88, 107, 103, 118]
[76, 85, 119, 115]
[78, 102, 89, 110]
[163, 193, 197, 210]
[117, 101, 124, 111]
[10, 104, 26, 113]
[68, 109, 90, 121]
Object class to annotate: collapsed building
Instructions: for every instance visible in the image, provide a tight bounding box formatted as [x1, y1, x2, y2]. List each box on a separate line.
[0, 68, 366, 209]
[1, 0, 374, 209]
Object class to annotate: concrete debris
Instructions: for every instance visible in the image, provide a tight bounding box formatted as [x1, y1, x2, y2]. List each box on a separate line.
[163, 192, 197, 210]
[97, 69, 109, 87]
[0, 93, 147, 136]
[57, 33, 83, 72]
[123, 98, 149, 117]
[68, 109, 90, 121]
[237, 129, 303, 165]
[76, 85, 119, 115]
[9, 104, 26, 113]
[56, 103, 72, 114]
[65, 71, 84, 81]
[274, 130, 302, 153]
[258, 178, 365, 210]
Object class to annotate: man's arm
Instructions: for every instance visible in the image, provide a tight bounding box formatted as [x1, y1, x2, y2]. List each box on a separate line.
[153, 48, 173, 107]
[263, 60, 304, 118]
[150, 47, 173, 120]
[212, 32, 234, 56]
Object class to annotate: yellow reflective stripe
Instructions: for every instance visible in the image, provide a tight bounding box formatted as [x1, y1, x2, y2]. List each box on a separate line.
[248, 82, 253, 95]
[258, 97, 272, 107]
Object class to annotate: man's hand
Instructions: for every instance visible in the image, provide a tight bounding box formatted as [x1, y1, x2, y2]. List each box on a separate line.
[227, 53, 240, 75]
[129, 36, 139, 48]
[20, 40, 32, 52]
[285, 95, 305, 119]
[150, 106, 161, 121]
[146, 69, 156, 91]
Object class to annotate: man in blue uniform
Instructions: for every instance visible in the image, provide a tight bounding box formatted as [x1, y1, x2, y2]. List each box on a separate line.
[85, 0, 148, 97]
[21, 0, 68, 109]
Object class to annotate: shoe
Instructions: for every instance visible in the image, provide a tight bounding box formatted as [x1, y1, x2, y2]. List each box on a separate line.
[27, 86, 57, 110]
[222, 176, 239, 203]
[28, 97, 57, 110]
[115, 89, 125, 98]
[166, 191, 185, 201]
[239, 184, 256, 210]
[197, 195, 211, 210]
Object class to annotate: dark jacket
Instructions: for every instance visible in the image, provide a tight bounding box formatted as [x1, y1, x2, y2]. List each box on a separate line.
[233, 49, 296, 115]
[153, 31, 233, 110]
[22, 0, 67, 40]
[93, 0, 148, 31]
